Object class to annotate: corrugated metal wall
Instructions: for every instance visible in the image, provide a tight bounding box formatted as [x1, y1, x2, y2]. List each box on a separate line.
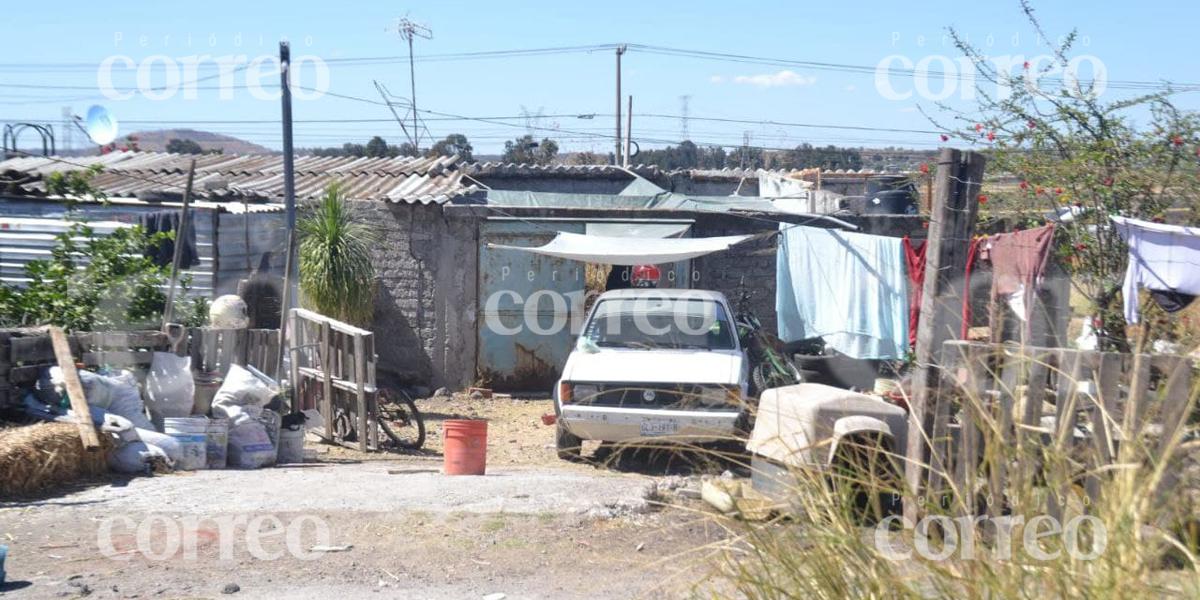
[0, 198, 283, 298]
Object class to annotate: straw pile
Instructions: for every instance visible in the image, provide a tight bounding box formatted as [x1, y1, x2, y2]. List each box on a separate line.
[0, 422, 111, 497]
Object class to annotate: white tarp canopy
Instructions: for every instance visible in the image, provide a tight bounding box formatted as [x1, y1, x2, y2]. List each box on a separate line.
[487, 231, 754, 265]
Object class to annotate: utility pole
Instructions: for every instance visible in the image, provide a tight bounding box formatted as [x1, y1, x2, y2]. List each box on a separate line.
[679, 95, 691, 141]
[614, 44, 626, 166]
[624, 95, 633, 168]
[278, 41, 298, 386]
[397, 18, 432, 153]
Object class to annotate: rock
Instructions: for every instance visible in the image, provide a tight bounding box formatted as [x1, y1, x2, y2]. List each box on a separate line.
[413, 386, 432, 398]
[635, 542, 646, 552]
[483, 594, 507, 600]
[222, 583, 241, 594]
[433, 387, 450, 398]
[677, 486, 702, 500]
[470, 390, 484, 400]
[586, 507, 615, 520]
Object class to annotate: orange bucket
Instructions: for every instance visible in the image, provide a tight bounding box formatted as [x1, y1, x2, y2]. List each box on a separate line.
[442, 419, 488, 475]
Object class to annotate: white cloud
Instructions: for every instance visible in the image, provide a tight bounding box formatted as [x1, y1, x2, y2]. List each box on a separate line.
[731, 70, 817, 88]
[709, 75, 724, 84]
[843, 84, 856, 92]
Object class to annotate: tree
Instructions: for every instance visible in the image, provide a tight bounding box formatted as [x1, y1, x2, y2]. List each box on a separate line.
[426, 134, 473, 162]
[365, 136, 389, 159]
[297, 182, 377, 326]
[634, 141, 728, 170]
[166, 138, 203, 154]
[779, 143, 863, 171]
[501, 135, 559, 165]
[936, 0, 1200, 351]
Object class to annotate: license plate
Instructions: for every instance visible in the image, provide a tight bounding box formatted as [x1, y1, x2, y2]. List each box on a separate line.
[640, 418, 680, 437]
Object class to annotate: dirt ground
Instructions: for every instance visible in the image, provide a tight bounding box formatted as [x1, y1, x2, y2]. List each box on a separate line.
[0, 393, 730, 599]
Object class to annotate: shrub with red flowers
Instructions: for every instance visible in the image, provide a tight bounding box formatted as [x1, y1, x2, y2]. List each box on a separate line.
[928, 1, 1200, 351]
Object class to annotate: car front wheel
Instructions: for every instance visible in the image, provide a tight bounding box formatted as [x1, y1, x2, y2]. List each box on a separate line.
[555, 422, 583, 461]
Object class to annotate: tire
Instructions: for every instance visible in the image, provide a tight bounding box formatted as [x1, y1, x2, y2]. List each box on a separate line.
[555, 422, 583, 461]
[377, 388, 426, 450]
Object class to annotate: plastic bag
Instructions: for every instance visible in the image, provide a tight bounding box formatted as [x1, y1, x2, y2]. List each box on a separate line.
[50, 367, 153, 430]
[227, 420, 276, 469]
[145, 352, 195, 418]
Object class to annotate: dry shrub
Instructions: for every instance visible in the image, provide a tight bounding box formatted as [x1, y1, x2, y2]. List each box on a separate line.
[0, 422, 110, 498]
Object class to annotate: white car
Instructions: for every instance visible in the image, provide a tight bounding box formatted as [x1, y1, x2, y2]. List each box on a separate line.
[553, 289, 750, 460]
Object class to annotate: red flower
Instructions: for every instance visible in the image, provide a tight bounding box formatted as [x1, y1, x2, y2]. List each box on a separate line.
[921, 221, 929, 229]
[1055, 188, 1064, 194]
[975, 124, 982, 132]
[1036, 186, 1044, 194]
[1173, 137, 1184, 146]
[1103, 178, 1112, 186]
[1073, 201, 1083, 207]
[1019, 181, 1028, 189]
[1023, 61, 1030, 69]
[1075, 243, 1088, 251]
[987, 131, 996, 141]
[940, 134, 949, 142]
[1153, 216, 1165, 223]
[120, 146, 128, 152]
[919, 164, 929, 174]
[977, 194, 988, 203]
[1027, 121, 1036, 129]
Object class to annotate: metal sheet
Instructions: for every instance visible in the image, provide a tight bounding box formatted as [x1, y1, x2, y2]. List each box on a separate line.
[477, 220, 585, 392]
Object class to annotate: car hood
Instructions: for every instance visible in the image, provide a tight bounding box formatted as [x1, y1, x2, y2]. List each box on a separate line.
[562, 348, 743, 386]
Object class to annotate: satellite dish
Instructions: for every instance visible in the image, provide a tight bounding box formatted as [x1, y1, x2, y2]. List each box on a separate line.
[84, 105, 118, 145]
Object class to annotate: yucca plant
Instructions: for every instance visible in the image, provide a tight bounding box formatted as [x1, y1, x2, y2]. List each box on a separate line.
[297, 182, 377, 326]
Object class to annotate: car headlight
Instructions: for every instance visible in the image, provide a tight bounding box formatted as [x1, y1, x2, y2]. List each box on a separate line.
[572, 384, 601, 403]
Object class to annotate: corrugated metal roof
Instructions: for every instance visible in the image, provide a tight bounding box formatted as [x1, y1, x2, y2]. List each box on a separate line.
[0, 152, 477, 205]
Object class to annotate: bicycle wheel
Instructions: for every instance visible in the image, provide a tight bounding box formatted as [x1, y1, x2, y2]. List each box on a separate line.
[377, 387, 426, 450]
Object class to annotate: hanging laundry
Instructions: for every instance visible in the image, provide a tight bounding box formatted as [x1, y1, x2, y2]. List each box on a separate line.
[902, 237, 925, 347]
[139, 210, 199, 269]
[902, 236, 982, 344]
[1150, 289, 1196, 313]
[776, 225, 909, 359]
[1111, 216, 1200, 323]
[982, 224, 1056, 337]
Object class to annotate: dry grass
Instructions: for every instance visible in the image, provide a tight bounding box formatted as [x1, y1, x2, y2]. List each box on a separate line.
[0, 422, 110, 498]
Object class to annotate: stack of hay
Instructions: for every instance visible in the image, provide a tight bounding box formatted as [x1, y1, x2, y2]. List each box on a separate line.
[0, 423, 111, 497]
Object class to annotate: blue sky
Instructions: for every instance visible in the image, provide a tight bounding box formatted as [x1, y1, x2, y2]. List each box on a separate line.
[2, 1, 1197, 155]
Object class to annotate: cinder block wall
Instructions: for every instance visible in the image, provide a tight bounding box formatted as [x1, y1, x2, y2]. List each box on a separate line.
[348, 200, 478, 390]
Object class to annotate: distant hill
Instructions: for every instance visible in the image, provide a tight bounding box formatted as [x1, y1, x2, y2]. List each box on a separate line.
[126, 129, 274, 155]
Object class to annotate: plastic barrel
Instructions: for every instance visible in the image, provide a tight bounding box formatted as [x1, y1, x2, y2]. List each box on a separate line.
[163, 417, 209, 470]
[205, 418, 229, 469]
[277, 428, 306, 464]
[442, 419, 488, 475]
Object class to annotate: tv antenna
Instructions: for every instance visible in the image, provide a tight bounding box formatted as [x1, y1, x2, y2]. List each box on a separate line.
[394, 17, 432, 152]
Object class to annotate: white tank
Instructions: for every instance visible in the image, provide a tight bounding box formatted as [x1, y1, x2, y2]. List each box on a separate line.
[209, 295, 250, 329]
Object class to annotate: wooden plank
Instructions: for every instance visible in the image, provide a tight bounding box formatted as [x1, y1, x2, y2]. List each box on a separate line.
[289, 311, 303, 414]
[320, 321, 334, 442]
[1155, 356, 1192, 457]
[80, 351, 156, 367]
[10, 335, 56, 363]
[1048, 349, 1084, 521]
[366, 334, 378, 450]
[47, 326, 101, 452]
[1120, 358, 1152, 457]
[1086, 352, 1122, 510]
[354, 333, 368, 453]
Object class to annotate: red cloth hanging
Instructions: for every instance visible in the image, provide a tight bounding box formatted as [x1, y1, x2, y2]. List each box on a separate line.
[902, 237, 926, 347]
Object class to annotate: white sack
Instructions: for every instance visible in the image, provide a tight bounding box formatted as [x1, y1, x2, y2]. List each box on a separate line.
[144, 352, 195, 418]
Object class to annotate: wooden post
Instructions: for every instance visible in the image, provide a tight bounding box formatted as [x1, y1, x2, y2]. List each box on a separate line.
[903, 148, 986, 521]
[353, 333, 368, 453]
[319, 320, 333, 441]
[47, 326, 101, 452]
[162, 159, 197, 328]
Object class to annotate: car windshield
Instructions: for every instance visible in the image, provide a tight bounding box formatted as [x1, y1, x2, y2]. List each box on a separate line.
[582, 296, 736, 350]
